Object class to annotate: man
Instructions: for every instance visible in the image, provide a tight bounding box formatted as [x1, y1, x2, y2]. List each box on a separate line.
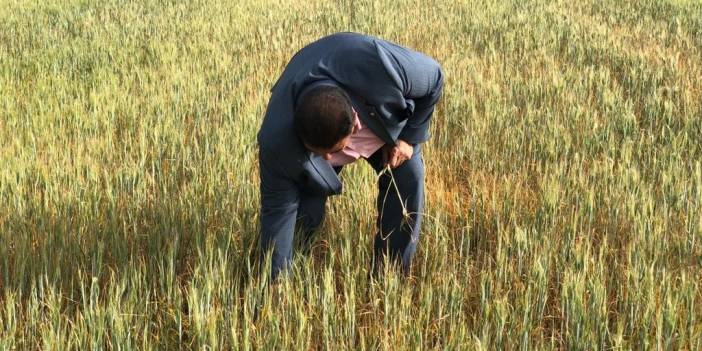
[257, 32, 444, 280]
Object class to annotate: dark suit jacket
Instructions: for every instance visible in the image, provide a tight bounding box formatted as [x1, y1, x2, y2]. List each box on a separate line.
[257, 32, 443, 243]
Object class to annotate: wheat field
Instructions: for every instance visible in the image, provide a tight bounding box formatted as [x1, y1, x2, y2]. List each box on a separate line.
[1, 0, 701, 349]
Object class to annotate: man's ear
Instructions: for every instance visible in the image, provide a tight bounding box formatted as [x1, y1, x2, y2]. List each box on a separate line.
[351, 108, 361, 133]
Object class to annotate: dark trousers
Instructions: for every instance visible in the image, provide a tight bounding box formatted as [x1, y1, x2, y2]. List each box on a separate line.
[295, 144, 425, 277]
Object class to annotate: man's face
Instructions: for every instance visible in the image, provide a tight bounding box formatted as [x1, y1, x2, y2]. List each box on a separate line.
[305, 134, 352, 160]
[304, 108, 360, 160]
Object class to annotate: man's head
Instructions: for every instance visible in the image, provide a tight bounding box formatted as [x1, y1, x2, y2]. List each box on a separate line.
[294, 85, 355, 160]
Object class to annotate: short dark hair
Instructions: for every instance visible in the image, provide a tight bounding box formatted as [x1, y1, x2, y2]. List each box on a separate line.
[294, 85, 354, 150]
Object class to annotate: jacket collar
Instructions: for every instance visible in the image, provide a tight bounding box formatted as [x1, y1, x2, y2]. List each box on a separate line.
[346, 91, 395, 145]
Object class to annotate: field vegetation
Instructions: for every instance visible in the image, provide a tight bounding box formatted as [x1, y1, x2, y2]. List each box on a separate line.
[1, 0, 701, 349]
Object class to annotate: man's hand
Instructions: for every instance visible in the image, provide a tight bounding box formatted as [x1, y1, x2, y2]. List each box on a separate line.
[382, 139, 414, 169]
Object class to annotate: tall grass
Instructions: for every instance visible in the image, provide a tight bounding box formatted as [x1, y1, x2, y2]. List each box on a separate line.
[1, 0, 701, 349]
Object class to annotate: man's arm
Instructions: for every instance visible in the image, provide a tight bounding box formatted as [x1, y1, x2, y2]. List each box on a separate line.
[374, 39, 444, 168]
[258, 146, 299, 279]
[323, 37, 444, 145]
[374, 40, 445, 145]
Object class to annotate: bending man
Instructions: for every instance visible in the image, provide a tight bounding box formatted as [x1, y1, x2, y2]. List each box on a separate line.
[257, 32, 444, 280]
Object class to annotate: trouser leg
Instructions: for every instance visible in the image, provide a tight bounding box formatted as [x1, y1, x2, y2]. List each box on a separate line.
[296, 194, 327, 254]
[365, 144, 425, 276]
[259, 216, 294, 281]
[261, 194, 328, 280]
[295, 166, 342, 255]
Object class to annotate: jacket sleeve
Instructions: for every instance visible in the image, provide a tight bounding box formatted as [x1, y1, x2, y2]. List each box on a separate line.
[258, 146, 299, 278]
[374, 40, 445, 145]
[320, 38, 444, 145]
